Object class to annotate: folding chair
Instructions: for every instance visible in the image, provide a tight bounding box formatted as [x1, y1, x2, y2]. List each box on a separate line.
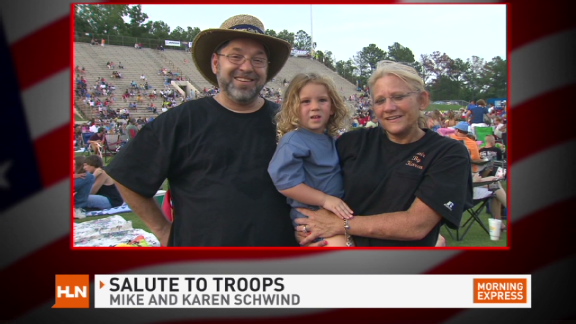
[445, 179, 500, 241]
[102, 134, 122, 163]
[475, 126, 494, 145]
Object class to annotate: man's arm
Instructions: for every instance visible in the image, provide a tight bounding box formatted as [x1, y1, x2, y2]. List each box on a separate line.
[114, 181, 172, 246]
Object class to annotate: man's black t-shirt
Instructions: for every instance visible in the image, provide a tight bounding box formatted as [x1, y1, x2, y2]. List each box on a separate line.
[107, 97, 297, 247]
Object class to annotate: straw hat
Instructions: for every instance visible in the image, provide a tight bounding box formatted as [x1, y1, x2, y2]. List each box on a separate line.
[192, 14, 292, 87]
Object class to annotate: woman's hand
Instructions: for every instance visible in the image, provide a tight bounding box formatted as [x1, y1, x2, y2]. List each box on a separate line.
[294, 208, 345, 246]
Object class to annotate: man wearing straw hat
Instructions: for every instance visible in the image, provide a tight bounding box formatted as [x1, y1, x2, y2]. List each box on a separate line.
[107, 14, 298, 247]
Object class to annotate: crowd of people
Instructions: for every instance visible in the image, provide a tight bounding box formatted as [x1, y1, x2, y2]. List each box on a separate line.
[74, 14, 508, 247]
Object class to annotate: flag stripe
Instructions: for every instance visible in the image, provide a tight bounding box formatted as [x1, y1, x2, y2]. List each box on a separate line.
[23, 70, 71, 140]
[11, 17, 70, 90]
[510, 28, 576, 107]
[34, 125, 71, 187]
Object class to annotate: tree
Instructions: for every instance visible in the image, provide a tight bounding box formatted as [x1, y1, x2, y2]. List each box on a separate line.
[428, 75, 462, 101]
[481, 56, 507, 98]
[315, 50, 325, 64]
[335, 59, 357, 84]
[276, 30, 295, 47]
[185, 27, 201, 43]
[460, 56, 485, 100]
[124, 5, 148, 37]
[387, 42, 416, 64]
[75, 4, 130, 36]
[144, 20, 171, 40]
[169, 26, 186, 41]
[323, 51, 335, 71]
[294, 30, 312, 51]
[353, 44, 386, 85]
[356, 44, 386, 74]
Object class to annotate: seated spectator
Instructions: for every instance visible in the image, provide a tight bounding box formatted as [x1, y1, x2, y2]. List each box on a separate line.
[74, 156, 95, 218]
[428, 110, 443, 132]
[148, 102, 157, 114]
[493, 116, 507, 139]
[88, 127, 106, 156]
[480, 135, 503, 161]
[479, 134, 504, 177]
[443, 110, 458, 127]
[450, 121, 483, 173]
[118, 61, 124, 69]
[83, 155, 124, 210]
[364, 115, 378, 128]
[472, 172, 507, 231]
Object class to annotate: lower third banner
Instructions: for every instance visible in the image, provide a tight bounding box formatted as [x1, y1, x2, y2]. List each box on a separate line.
[92, 274, 530, 308]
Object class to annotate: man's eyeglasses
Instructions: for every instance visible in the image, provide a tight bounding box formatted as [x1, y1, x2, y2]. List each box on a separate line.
[373, 91, 420, 106]
[216, 53, 269, 68]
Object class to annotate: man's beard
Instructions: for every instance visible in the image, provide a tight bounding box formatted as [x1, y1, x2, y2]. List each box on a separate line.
[216, 72, 265, 104]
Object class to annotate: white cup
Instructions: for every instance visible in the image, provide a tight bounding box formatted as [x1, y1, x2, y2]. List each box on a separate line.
[488, 218, 502, 241]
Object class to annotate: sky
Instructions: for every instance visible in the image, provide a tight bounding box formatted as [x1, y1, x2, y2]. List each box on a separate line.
[139, 4, 507, 63]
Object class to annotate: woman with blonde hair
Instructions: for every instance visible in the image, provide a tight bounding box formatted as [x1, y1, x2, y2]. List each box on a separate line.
[268, 73, 354, 246]
[296, 61, 473, 247]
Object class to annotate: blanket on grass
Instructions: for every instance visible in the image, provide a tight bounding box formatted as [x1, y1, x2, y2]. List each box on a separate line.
[85, 204, 132, 217]
[74, 215, 160, 247]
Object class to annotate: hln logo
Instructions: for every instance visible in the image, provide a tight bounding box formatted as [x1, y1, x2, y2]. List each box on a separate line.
[53, 275, 90, 308]
[57, 285, 88, 298]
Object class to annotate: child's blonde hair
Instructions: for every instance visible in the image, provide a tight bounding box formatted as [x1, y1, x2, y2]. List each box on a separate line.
[276, 73, 351, 139]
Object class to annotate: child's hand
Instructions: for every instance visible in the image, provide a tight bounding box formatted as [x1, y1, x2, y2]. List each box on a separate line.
[323, 195, 354, 220]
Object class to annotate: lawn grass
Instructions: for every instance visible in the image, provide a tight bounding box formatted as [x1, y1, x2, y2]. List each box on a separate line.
[428, 104, 465, 111]
[75, 208, 508, 248]
[74, 149, 509, 248]
[442, 208, 508, 248]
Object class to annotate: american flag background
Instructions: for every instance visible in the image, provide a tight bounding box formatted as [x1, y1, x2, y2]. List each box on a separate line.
[1, 0, 576, 322]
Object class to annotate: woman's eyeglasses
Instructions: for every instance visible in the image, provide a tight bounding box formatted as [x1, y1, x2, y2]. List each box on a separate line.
[373, 91, 420, 106]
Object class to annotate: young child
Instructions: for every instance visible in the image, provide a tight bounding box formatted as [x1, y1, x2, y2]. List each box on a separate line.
[268, 73, 354, 247]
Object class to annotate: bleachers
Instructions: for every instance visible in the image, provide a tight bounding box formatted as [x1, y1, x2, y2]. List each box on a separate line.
[74, 42, 359, 119]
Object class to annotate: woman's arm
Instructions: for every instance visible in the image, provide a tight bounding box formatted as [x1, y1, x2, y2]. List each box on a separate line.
[295, 197, 442, 246]
[90, 168, 105, 194]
